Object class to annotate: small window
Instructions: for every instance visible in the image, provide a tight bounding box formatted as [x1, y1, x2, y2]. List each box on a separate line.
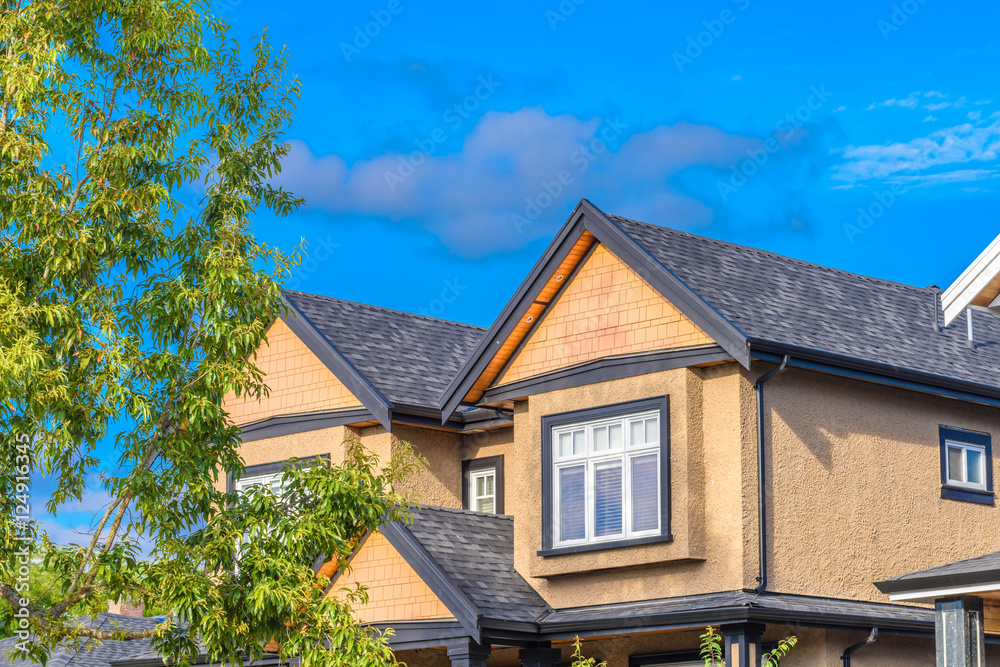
[471, 468, 496, 513]
[541, 396, 670, 555]
[940, 426, 994, 505]
[462, 455, 504, 514]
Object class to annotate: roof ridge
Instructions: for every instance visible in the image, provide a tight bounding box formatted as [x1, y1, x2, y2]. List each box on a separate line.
[609, 214, 935, 295]
[412, 504, 514, 520]
[284, 290, 487, 331]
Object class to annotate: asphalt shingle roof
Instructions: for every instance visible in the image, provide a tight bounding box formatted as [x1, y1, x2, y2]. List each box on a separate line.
[0, 615, 163, 667]
[283, 291, 486, 409]
[878, 550, 1000, 590]
[540, 589, 933, 628]
[403, 506, 550, 623]
[613, 215, 1000, 391]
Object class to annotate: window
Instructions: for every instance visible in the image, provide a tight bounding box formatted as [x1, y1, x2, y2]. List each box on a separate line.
[462, 455, 504, 514]
[541, 396, 670, 555]
[940, 426, 994, 505]
[227, 454, 330, 494]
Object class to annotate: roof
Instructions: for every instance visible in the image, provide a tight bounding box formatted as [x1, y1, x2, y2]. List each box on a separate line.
[612, 214, 1000, 394]
[0, 614, 164, 667]
[875, 550, 1000, 598]
[942, 231, 1000, 325]
[540, 589, 934, 635]
[395, 506, 550, 624]
[282, 291, 486, 409]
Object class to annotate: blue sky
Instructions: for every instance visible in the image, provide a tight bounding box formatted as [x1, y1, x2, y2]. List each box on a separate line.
[225, 0, 1000, 328]
[41, 0, 1000, 539]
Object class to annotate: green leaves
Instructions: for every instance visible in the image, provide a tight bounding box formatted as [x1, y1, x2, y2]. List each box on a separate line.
[569, 637, 606, 667]
[0, 0, 397, 665]
[698, 627, 797, 667]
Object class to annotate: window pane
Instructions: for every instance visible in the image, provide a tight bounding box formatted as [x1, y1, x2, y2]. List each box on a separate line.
[594, 426, 608, 452]
[476, 475, 485, 496]
[559, 432, 573, 457]
[630, 420, 644, 446]
[609, 424, 622, 449]
[559, 466, 586, 542]
[967, 449, 984, 485]
[645, 418, 659, 444]
[948, 446, 964, 483]
[594, 462, 623, 537]
[484, 474, 495, 495]
[477, 497, 495, 514]
[632, 454, 659, 532]
[573, 430, 586, 455]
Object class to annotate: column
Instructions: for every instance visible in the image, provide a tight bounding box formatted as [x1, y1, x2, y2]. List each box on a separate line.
[936, 596, 985, 667]
[518, 645, 562, 667]
[723, 622, 765, 667]
[447, 639, 491, 667]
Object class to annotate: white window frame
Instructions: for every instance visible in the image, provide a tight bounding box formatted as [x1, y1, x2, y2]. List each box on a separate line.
[945, 439, 988, 491]
[470, 467, 497, 514]
[551, 409, 661, 548]
[234, 470, 285, 495]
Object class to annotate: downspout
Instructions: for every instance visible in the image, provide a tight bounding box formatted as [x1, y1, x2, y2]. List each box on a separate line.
[754, 354, 790, 595]
[841, 628, 879, 666]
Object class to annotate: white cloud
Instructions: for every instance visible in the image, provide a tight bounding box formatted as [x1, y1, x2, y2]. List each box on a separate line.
[273, 107, 762, 256]
[924, 91, 947, 98]
[924, 95, 967, 112]
[969, 110, 983, 121]
[866, 92, 921, 110]
[976, 99, 992, 105]
[833, 119, 1000, 184]
[923, 115, 937, 122]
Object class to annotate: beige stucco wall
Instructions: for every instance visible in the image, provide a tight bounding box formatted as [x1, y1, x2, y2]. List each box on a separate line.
[762, 365, 1000, 603]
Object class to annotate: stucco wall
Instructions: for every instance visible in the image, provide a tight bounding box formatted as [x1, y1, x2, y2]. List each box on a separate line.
[509, 365, 747, 608]
[762, 365, 1000, 603]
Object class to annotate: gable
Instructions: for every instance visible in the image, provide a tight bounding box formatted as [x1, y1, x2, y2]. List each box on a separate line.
[223, 318, 363, 426]
[496, 244, 715, 386]
[331, 532, 454, 624]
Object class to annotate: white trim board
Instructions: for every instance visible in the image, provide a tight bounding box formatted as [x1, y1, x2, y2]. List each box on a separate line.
[943, 232, 1000, 326]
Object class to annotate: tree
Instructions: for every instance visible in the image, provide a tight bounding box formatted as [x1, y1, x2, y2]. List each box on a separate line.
[0, 0, 415, 665]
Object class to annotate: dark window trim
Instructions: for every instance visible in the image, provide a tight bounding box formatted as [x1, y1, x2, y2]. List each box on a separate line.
[226, 453, 331, 492]
[540, 395, 671, 556]
[461, 455, 505, 514]
[939, 426, 994, 505]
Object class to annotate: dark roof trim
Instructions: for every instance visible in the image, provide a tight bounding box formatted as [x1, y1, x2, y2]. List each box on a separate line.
[239, 407, 374, 442]
[581, 200, 751, 368]
[280, 293, 394, 431]
[438, 206, 593, 420]
[480, 345, 731, 404]
[536, 596, 935, 641]
[380, 521, 482, 642]
[875, 571, 1000, 596]
[751, 341, 1000, 409]
[372, 620, 472, 651]
[391, 403, 514, 432]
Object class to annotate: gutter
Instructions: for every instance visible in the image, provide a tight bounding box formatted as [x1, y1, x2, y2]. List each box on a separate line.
[841, 628, 878, 666]
[754, 355, 790, 594]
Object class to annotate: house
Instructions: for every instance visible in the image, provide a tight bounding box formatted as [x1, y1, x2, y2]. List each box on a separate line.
[0, 614, 165, 667]
[223, 199, 1000, 666]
